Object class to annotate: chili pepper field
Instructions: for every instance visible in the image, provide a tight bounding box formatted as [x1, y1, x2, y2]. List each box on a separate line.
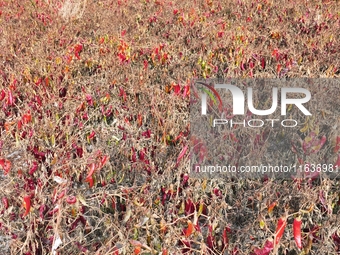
[0, 0, 340, 254]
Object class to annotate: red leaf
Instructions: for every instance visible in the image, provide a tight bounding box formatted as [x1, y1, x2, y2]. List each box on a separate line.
[293, 217, 302, 249]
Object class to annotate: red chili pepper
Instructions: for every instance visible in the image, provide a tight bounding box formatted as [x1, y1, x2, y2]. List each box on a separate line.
[85, 94, 94, 106]
[58, 190, 66, 200]
[139, 150, 145, 161]
[184, 220, 194, 237]
[86, 175, 94, 188]
[253, 239, 273, 255]
[182, 85, 189, 99]
[293, 217, 302, 249]
[17, 120, 22, 130]
[0, 89, 5, 101]
[137, 114, 143, 127]
[176, 145, 188, 167]
[23, 196, 31, 217]
[7, 89, 14, 106]
[49, 206, 59, 215]
[334, 136, 340, 153]
[100, 155, 109, 168]
[267, 201, 277, 214]
[22, 111, 32, 124]
[274, 216, 287, 245]
[174, 132, 183, 142]
[88, 130, 96, 140]
[86, 163, 96, 179]
[0, 159, 11, 175]
[206, 225, 214, 249]
[2, 197, 8, 209]
[74, 44, 83, 60]
[222, 227, 229, 248]
[66, 196, 77, 204]
[29, 161, 38, 175]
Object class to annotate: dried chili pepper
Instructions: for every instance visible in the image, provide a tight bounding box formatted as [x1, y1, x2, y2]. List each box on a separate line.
[29, 161, 38, 175]
[274, 216, 287, 245]
[0, 158, 11, 174]
[23, 196, 31, 217]
[66, 196, 77, 204]
[85, 175, 94, 188]
[184, 220, 194, 237]
[293, 217, 302, 249]
[176, 145, 188, 167]
[86, 163, 96, 179]
[0, 89, 5, 101]
[7, 89, 14, 106]
[100, 155, 109, 168]
[2, 197, 8, 209]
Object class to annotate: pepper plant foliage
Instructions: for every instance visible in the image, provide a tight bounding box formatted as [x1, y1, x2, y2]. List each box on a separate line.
[0, 0, 340, 254]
